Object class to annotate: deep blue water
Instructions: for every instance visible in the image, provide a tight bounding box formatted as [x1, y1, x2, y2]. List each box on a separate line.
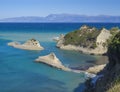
[0, 23, 119, 92]
[0, 23, 120, 33]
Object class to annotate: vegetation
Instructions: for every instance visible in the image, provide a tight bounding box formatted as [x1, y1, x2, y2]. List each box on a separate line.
[107, 27, 119, 46]
[107, 32, 120, 92]
[107, 77, 120, 92]
[64, 25, 120, 50]
[108, 31, 120, 54]
[84, 31, 120, 92]
[110, 27, 119, 36]
[64, 26, 100, 49]
[30, 38, 37, 41]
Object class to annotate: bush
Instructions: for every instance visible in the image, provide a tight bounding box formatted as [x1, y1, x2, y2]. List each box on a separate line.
[107, 77, 120, 92]
[64, 26, 100, 49]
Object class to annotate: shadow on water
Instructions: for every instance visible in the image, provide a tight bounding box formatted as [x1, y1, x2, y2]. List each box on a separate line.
[86, 55, 108, 65]
[74, 82, 86, 92]
[73, 56, 109, 92]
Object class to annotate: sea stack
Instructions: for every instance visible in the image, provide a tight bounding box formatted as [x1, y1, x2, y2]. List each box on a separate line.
[8, 38, 44, 50]
[35, 52, 71, 71]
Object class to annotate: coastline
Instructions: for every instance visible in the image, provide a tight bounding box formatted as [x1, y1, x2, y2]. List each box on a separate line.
[0, 23, 120, 92]
[56, 26, 114, 55]
[58, 44, 107, 55]
[35, 52, 107, 74]
[86, 64, 106, 74]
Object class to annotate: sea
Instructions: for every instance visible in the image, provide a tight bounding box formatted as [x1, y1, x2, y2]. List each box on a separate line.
[0, 23, 120, 92]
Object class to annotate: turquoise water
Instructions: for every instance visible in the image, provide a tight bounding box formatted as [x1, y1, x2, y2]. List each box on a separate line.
[0, 23, 118, 92]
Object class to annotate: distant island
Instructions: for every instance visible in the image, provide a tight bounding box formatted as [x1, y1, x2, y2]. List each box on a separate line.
[1, 14, 120, 22]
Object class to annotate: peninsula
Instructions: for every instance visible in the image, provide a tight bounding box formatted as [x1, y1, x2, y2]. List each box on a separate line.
[56, 25, 119, 55]
[35, 52, 71, 71]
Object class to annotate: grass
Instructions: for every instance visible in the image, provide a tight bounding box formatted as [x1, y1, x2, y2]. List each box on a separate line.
[64, 25, 119, 50]
[64, 27, 100, 49]
[107, 77, 120, 92]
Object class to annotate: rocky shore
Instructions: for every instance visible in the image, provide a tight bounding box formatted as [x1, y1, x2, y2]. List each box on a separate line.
[8, 38, 44, 50]
[84, 32, 120, 92]
[35, 52, 106, 74]
[86, 64, 106, 74]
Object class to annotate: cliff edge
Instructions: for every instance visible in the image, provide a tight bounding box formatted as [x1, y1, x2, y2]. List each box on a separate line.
[84, 32, 120, 92]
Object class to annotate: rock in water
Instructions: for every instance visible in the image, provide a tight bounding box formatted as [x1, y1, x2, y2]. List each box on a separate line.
[35, 52, 71, 71]
[8, 38, 44, 50]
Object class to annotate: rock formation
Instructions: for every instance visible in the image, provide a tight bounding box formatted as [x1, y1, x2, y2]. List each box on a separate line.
[35, 52, 71, 71]
[8, 38, 44, 50]
[53, 34, 64, 42]
[86, 64, 106, 74]
[56, 25, 118, 55]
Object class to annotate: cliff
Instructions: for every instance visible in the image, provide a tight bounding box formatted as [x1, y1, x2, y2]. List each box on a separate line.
[84, 32, 120, 92]
[57, 25, 119, 55]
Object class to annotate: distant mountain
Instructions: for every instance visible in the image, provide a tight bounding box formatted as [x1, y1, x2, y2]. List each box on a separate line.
[0, 14, 120, 22]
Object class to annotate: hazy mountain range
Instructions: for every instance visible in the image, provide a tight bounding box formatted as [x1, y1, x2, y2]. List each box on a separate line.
[0, 14, 120, 22]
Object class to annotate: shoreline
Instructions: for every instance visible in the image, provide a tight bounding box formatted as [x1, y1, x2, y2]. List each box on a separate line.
[56, 26, 112, 55]
[35, 52, 107, 74]
[58, 44, 107, 55]
[85, 64, 106, 74]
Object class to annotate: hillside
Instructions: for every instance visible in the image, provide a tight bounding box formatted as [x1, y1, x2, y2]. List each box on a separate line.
[64, 26, 100, 49]
[84, 32, 120, 92]
[57, 25, 119, 55]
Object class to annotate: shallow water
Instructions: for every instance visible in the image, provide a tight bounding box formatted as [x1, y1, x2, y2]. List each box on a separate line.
[0, 23, 116, 92]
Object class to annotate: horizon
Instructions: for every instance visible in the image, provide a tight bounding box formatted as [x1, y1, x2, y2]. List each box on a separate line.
[1, 14, 120, 19]
[0, 0, 120, 19]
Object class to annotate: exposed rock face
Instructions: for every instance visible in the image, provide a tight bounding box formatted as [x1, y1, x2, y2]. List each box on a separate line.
[8, 38, 44, 50]
[56, 25, 114, 55]
[84, 32, 120, 92]
[53, 34, 64, 42]
[35, 52, 71, 71]
[86, 64, 106, 74]
[96, 28, 111, 50]
[96, 28, 111, 44]
[56, 34, 65, 47]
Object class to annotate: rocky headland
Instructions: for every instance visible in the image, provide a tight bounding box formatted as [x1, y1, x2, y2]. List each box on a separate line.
[56, 25, 119, 55]
[35, 52, 71, 71]
[8, 38, 44, 50]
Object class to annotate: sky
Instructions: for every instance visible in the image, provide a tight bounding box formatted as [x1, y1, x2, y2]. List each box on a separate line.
[0, 0, 120, 19]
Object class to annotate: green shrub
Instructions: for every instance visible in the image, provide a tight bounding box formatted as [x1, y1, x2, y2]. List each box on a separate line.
[107, 77, 120, 92]
[64, 26, 100, 49]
